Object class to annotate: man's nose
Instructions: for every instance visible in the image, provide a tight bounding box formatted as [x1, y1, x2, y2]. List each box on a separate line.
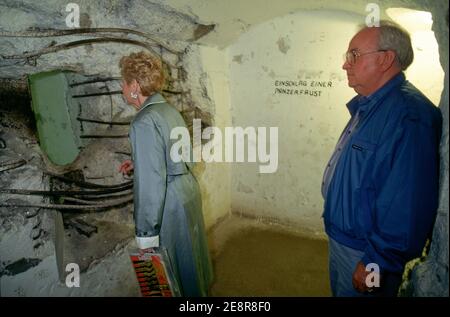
[342, 60, 351, 70]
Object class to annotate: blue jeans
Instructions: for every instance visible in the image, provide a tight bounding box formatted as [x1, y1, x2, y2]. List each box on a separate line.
[328, 237, 402, 297]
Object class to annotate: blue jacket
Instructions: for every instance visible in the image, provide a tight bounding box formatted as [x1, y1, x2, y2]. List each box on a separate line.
[323, 73, 442, 274]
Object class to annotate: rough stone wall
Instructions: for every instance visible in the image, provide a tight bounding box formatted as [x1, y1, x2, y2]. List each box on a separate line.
[0, 0, 218, 295]
[0, 81, 55, 295]
[0, 0, 217, 214]
[404, 3, 449, 297]
[0, 0, 215, 131]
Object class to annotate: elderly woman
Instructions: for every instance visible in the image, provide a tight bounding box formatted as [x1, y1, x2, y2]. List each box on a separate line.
[118, 51, 213, 296]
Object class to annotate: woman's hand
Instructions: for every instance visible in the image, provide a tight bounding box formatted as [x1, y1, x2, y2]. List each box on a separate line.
[139, 248, 155, 255]
[119, 159, 134, 176]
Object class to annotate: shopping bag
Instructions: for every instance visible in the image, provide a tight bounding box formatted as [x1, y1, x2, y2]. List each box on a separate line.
[129, 247, 181, 297]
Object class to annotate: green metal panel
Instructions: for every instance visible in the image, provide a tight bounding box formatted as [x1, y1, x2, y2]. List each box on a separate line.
[28, 71, 79, 165]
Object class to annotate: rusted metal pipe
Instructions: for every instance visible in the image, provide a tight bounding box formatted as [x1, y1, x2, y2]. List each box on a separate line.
[80, 134, 128, 139]
[70, 189, 134, 200]
[1, 37, 180, 69]
[45, 172, 132, 189]
[69, 77, 120, 87]
[0, 185, 132, 197]
[115, 151, 131, 156]
[0, 27, 182, 55]
[0, 159, 26, 172]
[59, 196, 108, 205]
[72, 91, 122, 98]
[162, 89, 185, 95]
[76, 117, 130, 125]
[0, 194, 133, 211]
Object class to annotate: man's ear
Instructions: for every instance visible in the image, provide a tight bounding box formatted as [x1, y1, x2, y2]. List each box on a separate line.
[380, 50, 397, 71]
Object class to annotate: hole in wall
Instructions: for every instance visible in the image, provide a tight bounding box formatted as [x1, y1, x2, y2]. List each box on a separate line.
[386, 7, 445, 106]
[0, 78, 36, 137]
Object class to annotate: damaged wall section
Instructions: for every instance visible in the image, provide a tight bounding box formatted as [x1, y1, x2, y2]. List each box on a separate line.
[0, 0, 221, 296]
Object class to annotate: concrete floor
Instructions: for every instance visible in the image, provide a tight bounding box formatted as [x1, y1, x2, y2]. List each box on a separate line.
[1, 212, 331, 297]
[208, 215, 331, 297]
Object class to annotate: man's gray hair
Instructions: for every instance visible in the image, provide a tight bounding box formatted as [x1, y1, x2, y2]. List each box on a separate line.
[359, 20, 414, 70]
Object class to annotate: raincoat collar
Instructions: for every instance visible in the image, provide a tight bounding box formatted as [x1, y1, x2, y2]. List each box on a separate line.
[138, 93, 166, 113]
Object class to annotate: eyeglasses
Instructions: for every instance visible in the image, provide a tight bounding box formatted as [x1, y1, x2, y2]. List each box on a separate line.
[343, 49, 388, 65]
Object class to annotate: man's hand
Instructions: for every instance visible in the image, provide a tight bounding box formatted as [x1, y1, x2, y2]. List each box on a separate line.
[119, 159, 134, 176]
[352, 261, 373, 293]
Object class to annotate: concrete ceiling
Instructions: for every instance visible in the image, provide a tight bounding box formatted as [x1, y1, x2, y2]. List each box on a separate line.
[165, 0, 446, 48]
[0, 0, 447, 79]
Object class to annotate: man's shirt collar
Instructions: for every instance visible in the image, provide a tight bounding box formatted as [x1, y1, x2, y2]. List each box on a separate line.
[346, 72, 405, 117]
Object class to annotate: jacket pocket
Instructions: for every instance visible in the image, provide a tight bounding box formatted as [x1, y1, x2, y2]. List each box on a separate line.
[351, 138, 377, 153]
[350, 138, 377, 238]
[349, 137, 377, 185]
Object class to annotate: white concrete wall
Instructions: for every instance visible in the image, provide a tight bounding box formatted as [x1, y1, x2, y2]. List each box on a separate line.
[184, 45, 233, 229]
[227, 11, 363, 234]
[227, 9, 444, 234]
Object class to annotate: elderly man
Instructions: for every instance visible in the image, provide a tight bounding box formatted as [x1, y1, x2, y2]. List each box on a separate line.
[322, 21, 442, 297]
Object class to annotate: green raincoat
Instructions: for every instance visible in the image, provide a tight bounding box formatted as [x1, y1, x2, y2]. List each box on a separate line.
[129, 93, 213, 296]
